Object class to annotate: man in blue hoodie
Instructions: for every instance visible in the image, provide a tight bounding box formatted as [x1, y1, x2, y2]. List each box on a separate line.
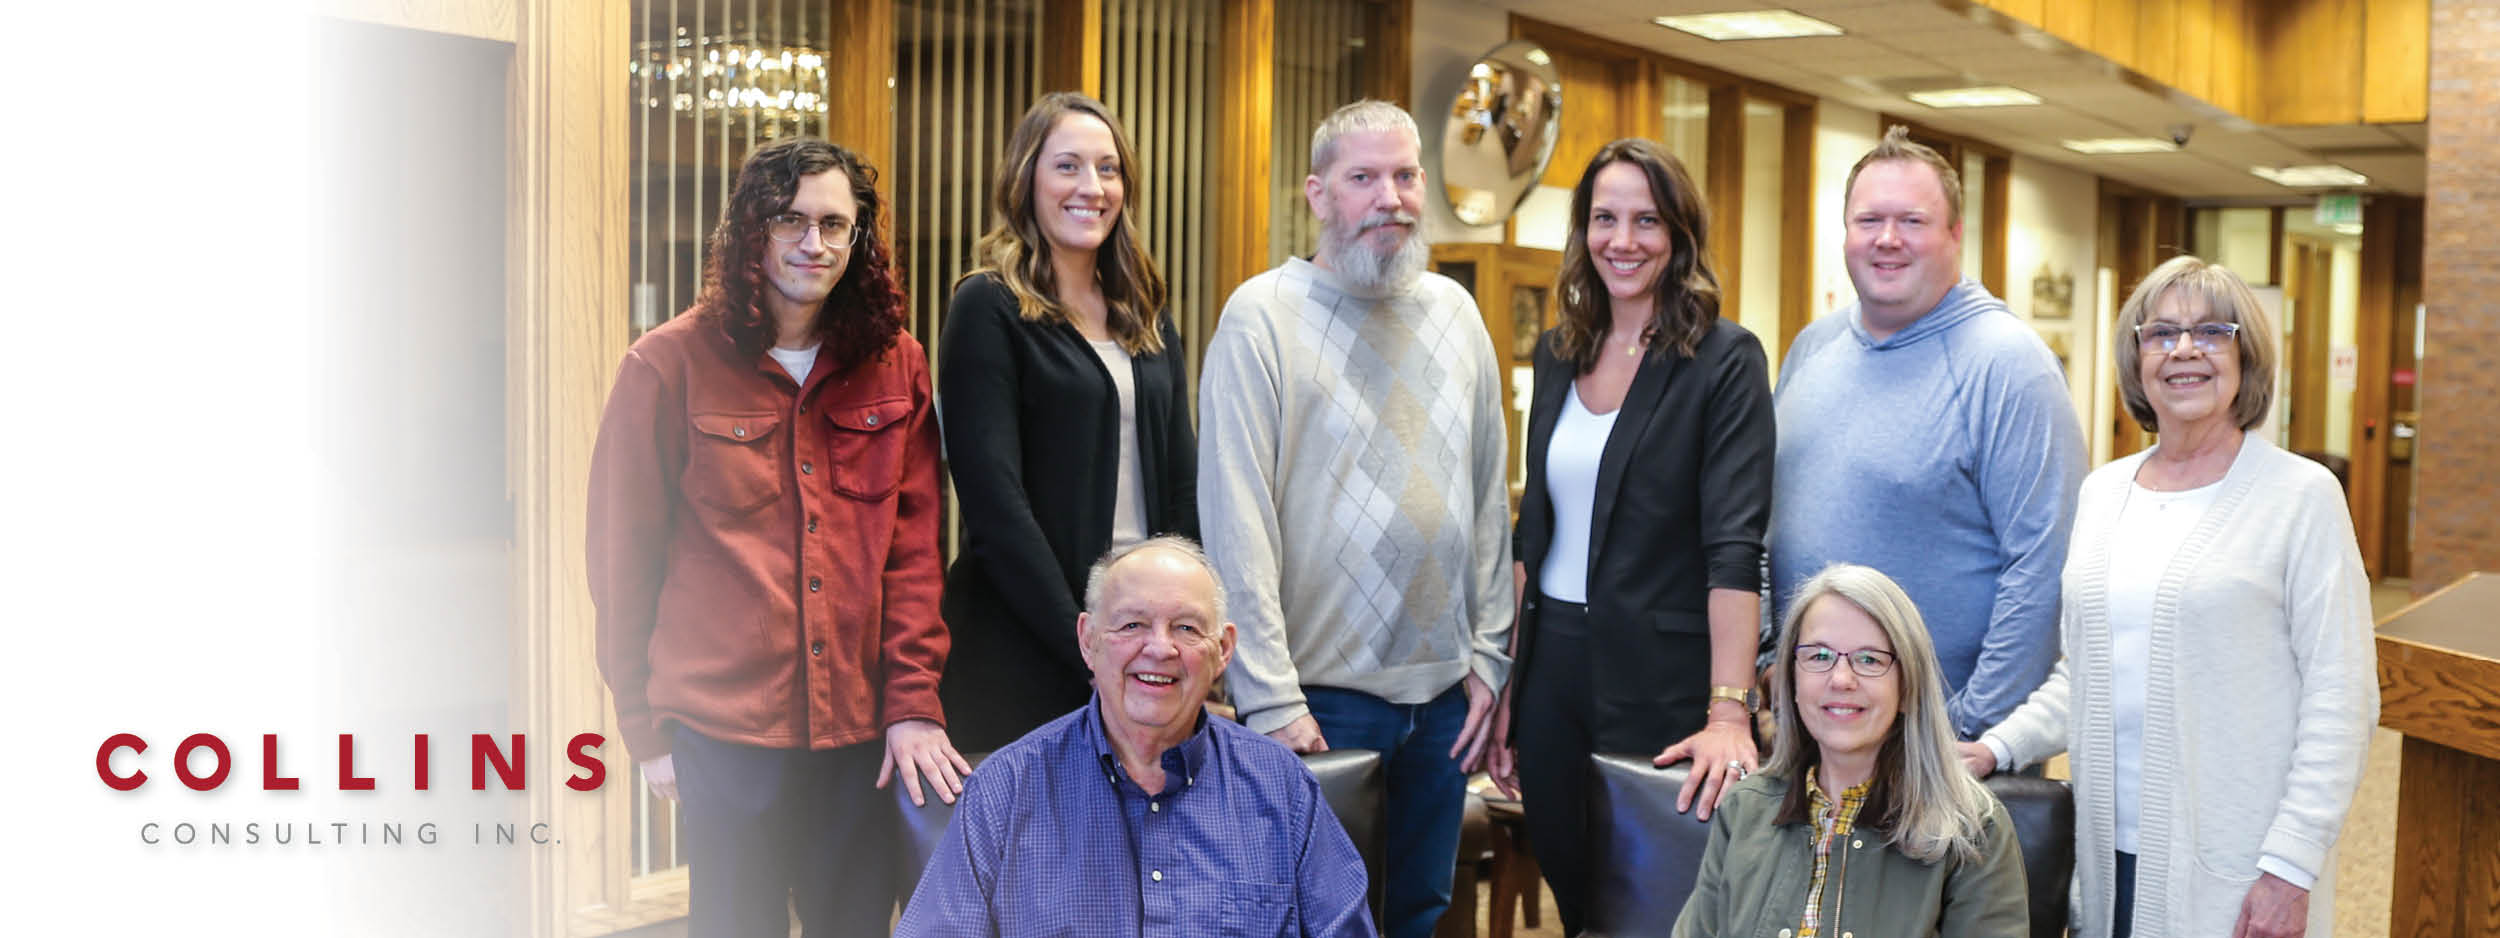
[1769, 126, 2085, 743]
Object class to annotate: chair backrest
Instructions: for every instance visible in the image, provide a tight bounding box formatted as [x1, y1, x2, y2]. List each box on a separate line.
[894, 750, 990, 884]
[1302, 748, 1387, 920]
[892, 747, 1389, 920]
[1584, 754, 1713, 938]
[1582, 755, 2078, 938]
[1984, 773, 2075, 938]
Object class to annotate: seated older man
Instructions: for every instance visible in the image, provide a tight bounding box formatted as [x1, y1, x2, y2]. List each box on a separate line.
[896, 536, 1376, 937]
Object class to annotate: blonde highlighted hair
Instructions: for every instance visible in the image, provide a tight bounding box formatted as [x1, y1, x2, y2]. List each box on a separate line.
[1765, 564, 1996, 864]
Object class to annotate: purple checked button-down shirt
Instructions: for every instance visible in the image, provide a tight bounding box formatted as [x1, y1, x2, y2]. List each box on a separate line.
[895, 696, 1376, 937]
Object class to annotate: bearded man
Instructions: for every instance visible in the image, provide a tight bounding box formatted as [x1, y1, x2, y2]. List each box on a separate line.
[1195, 99, 1515, 938]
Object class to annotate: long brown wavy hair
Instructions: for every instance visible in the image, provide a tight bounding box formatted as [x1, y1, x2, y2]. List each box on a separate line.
[1552, 138, 1720, 371]
[697, 137, 907, 369]
[965, 92, 1169, 356]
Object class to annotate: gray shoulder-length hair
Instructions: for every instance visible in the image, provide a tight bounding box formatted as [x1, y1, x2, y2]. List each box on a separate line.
[1763, 563, 1995, 864]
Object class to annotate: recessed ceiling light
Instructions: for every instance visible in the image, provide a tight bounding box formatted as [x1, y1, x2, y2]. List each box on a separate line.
[2061, 138, 2180, 154]
[1905, 86, 2041, 109]
[1652, 10, 1843, 41]
[2333, 223, 2364, 236]
[2250, 165, 2369, 187]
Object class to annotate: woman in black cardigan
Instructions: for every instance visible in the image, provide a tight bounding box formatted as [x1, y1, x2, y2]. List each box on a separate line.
[1486, 139, 1775, 937]
[936, 93, 1196, 751]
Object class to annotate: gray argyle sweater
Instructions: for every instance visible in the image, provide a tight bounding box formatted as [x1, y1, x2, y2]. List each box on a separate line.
[1197, 257, 1515, 734]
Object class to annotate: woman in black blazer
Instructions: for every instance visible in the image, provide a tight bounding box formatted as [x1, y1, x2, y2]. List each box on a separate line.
[1487, 139, 1774, 937]
[936, 93, 1196, 751]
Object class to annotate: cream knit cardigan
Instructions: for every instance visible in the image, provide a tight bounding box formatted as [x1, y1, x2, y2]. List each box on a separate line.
[1985, 432, 2377, 938]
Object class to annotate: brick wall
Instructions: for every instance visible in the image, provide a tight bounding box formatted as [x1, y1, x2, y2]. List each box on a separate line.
[2414, 0, 2500, 593]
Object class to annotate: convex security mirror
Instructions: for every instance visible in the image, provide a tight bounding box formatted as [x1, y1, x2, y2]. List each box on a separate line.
[1439, 40, 1561, 227]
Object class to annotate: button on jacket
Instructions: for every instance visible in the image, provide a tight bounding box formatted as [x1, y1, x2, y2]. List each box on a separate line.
[1673, 771, 2029, 938]
[588, 311, 948, 761]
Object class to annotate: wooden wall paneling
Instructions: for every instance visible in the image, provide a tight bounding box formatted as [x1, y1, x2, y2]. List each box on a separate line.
[826, 0, 895, 173]
[2208, 0, 2250, 117]
[2288, 240, 2331, 454]
[2351, 196, 2420, 578]
[1217, 0, 1274, 311]
[2267, 205, 2286, 285]
[1365, 0, 1411, 107]
[2254, 0, 2364, 125]
[1631, 58, 1663, 143]
[1981, 154, 2010, 298]
[2383, 197, 2424, 579]
[2043, 0, 2092, 50]
[510, 0, 628, 932]
[1707, 84, 1743, 324]
[2133, 1, 2176, 91]
[2363, 0, 2429, 123]
[317, 0, 519, 42]
[1779, 100, 1816, 355]
[1042, 0, 1102, 96]
[2091, 0, 2137, 70]
[2170, 0, 2214, 104]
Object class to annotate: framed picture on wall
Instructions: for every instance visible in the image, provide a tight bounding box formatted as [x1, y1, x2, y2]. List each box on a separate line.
[2031, 265, 2075, 321]
[1510, 284, 1549, 361]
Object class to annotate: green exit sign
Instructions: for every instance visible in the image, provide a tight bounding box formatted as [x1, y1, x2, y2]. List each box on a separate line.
[2315, 194, 2362, 227]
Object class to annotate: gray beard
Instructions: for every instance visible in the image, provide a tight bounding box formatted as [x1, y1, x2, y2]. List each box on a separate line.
[1318, 218, 1429, 294]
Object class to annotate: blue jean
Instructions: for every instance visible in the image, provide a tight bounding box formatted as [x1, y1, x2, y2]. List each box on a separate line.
[1304, 683, 1470, 938]
[672, 725, 895, 938]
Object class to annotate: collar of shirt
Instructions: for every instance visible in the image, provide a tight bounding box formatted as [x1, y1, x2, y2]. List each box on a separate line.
[1804, 766, 1872, 835]
[1082, 693, 1216, 797]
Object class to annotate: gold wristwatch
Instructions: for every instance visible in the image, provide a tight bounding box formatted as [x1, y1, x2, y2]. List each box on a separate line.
[1708, 685, 1757, 715]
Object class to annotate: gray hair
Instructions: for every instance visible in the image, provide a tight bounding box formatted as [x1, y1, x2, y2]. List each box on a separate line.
[1081, 535, 1227, 627]
[1310, 99, 1419, 178]
[1765, 563, 1996, 865]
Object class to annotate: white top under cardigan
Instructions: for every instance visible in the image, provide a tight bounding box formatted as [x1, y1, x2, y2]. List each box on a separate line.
[1536, 382, 1619, 604]
[1979, 432, 2376, 938]
[1086, 338, 1148, 549]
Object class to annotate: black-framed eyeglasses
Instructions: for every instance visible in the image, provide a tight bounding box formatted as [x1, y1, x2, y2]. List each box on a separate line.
[2135, 321, 2240, 354]
[1795, 643, 1896, 678]
[766, 213, 859, 247]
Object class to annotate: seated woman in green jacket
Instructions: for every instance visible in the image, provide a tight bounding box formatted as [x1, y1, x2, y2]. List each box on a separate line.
[1674, 563, 2028, 938]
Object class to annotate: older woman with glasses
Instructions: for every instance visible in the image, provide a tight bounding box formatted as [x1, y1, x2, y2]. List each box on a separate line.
[1964, 255, 2377, 938]
[1675, 563, 2028, 938]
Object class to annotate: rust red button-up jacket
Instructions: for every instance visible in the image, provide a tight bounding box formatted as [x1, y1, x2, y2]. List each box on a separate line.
[588, 311, 948, 761]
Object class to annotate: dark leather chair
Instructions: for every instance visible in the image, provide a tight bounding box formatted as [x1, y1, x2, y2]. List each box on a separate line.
[1584, 754, 1713, 938]
[1580, 753, 2077, 938]
[893, 750, 990, 881]
[1986, 773, 2076, 938]
[1303, 748, 1388, 920]
[892, 747, 1388, 920]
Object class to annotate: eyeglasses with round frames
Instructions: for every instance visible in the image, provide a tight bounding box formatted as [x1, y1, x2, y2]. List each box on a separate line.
[2135, 321, 2240, 354]
[1794, 643, 1896, 678]
[767, 213, 859, 247]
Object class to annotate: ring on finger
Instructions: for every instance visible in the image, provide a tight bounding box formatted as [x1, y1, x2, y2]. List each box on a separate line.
[1727, 759, 1747, 779]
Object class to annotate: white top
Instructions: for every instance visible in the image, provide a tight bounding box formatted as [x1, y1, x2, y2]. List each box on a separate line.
[1537, 381, 1619, 604]
[1088, 338, 1148, 549]
[767, 343, 820, 383]
[2103, 478, 2221, 853]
